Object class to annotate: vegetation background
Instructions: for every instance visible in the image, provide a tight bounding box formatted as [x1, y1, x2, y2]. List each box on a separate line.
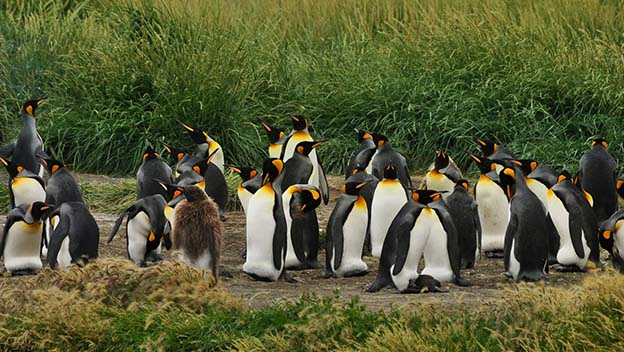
[1, 0, 623, 175]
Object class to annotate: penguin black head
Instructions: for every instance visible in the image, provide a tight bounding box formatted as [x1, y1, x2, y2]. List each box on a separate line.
[162, 143, 187, 162]
[0, 157, 24, 178]
[373, 134, 388, 148]
[468, 154, 496, 174]
[499, 167, 517, 200]
[383, 163, 398, 180]
[591, 138, 608, 149]
[351, 164, 368, 176]
[226, 164, 258, 182]
[39, 158, 65, 175]
[192, 148, 220, 175]
[261, 158, 283, 185]
[475, 138, 498, 157]
[455, 179, 470, 190]
[295, 141, 323, 156]
[341, 180, 370, 196]
[410, 190, 442, 205]
[28, 202, 53, 223]
[158, 181, 185, 203]
[289, 114, 308, 131]
[510, 159, 538, 176]
[556, 170, 573, 184]
[142, 146, 159, 161]
[180, 185, 209, 202]
[290, 185, 322, 213]
[617, 176, 624, 199]
[21, 98, 46, 117]
[433, 150, 450, 170]
[258, 118, 285, 144]
[356, 129, 374, 144]
[181, 123, 212, 145]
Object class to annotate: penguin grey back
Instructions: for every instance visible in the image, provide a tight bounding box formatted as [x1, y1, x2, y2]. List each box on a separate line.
[579, 138, 617, 222]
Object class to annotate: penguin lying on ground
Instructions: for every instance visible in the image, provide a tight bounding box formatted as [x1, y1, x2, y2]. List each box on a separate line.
[0, 157, 46, 209]
[136, 146, 174, 200]
[282, 184, 322, 270]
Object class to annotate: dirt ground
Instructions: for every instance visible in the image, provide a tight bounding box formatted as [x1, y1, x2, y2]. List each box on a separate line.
[1, 175, 594, 310]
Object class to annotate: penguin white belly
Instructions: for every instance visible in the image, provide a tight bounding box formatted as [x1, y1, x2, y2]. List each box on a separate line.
[366, 150, 379, 174]
[547, 192, 589, 268]
[237, 186, 253, 215]
[12, 178, 45, 207]
[615, 221, 624, 258]
[333, 199, 368, 276]
[308, 149, 321, 190]
[178, 249, 213, 270]
[243, 187, 281, 281]
[508, 240, 521, 280]
[391, 210, 432, 292]
[527, 179, 549, 214]
[127, 211, 151, 265]
[283, 194, 302, 268]
[421, 210, 454, 283]
[57, 236, 73, 268]
[370, 181, 408, 258]
[424, 171, 455, 198]
[3, 221, 43, 272]
[475, 176, 509, 251]
[269, 144, 282, 159]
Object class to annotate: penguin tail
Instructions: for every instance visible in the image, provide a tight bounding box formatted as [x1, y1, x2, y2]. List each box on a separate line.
[108, 208, 131, 243]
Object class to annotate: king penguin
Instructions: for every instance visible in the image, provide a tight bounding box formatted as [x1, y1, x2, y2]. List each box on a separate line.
[476, 138, 516, 160]
[136, 146, 174, 199]
[258, 118, 286, 158]
[108, 194, 171, 266]
[243, 158, 295, 282]
[46, 201, 99, 269]
[282, 184, 322, 269]
[5, 98, 49, 176]
[323, 180, 371, 278]
[162, 143, 199, 177]
[423, 150, 463, 198]
[345, 130, 376, 179]
[369, 163, 409, 258]
[40, 158, 83, 206]
[1, 202, 51, 275]
[499, 167, 549, 282]
[446, 179, 481, 269]
[278, 141, 323, 193]
[369, 134, 412, 190]
[226, 164, 261, 215]
[616, 174, 624, 200]
[579, 138, 617, 223]
[599, 209, 624, 273]
[191, 149, 228, 221]
[0, 157, 46, 209]
[181, 123, 225, 173]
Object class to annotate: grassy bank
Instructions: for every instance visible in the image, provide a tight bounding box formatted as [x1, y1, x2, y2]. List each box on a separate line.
[0, 258, 622, 351]
[1, 0, 623, 175]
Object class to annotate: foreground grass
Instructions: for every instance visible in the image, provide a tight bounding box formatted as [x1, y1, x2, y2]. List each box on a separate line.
[1, 0, 623, 175]
[0, 258, 623, 351]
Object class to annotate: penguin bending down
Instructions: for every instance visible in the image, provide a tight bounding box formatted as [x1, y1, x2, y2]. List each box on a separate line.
[1, 202, 51, 274]
[469, 154, 509, 256]
[191, 149, 228, 221]
[476, 138, 516, 160]
[5, 99, 49, 177]
[546, 171, 601, 270]
[579, 138, 617, 223]
[226, 164, 261, 215]
[369, 163, 409, 258]
[243, 158, 295, 282]
[108, 194, 172, 266]
[423, 150, 462, 198]
[323, 180, 371, 278]
[282, 184, 322, 270]
[499, 167, 549, 282]
[181, 123, 225, 173]
[0, 157, 46, 209]
[136, 146, 174, 199]
[446, 180, 481, 269]
[345, 130, 376, 179]
[40, 159, 83, 206]
[258, 118, 286, 158]
[170, 185, 223, 281]
[367, 190, 467, 293]
[278, 141, 323, 192]
[369, 134, 412, 190]
[46, 202, 99, 269]
[599, 209, 624, 273]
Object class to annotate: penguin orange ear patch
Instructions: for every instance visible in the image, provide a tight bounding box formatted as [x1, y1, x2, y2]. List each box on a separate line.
[557, 175, 567, 183]
[603, 230, 612, 240]
[297, 146, 304, 154]
[193, 166, 201, 174]
[530, 161, 538, 171]
[26, 105, 33, 116]
[177, 153, 185, 161]
[51, 165, 59, 174]
[149, 231, 156, 241]
[503, 168, 515, 178]
[617, 179, 624, 189]
[309, 190, 320, 200]
[17, 166, 23, 173]
[341, 185, 347, 193]
[250, 170, 257, 178]
[411, 192, 420, 202]
[173, 190, 182, 199]
[143, 153, 149, 160]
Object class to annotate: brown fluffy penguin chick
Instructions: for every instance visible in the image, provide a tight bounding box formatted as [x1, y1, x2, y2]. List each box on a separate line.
[172, 185, 223, 281]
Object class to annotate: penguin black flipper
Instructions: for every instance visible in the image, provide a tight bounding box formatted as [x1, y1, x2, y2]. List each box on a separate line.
[0, 143, 15, 159]
[0, 211, 20, 256]
[272, 192, 287, 270]
[431, 203, 466, 285]
[317, 156, 330, 205]
[47, 212, 71, 269]
[553, 188, 586, 259]
[391, 218, 414, 276]
[472, 202, 482, 254]
[35, 146, 50, 160]
[289, 193, 308, 263]
[503, 213, 518, 272]
[331, 200, 356, 270]
[108, 206, 133, 243]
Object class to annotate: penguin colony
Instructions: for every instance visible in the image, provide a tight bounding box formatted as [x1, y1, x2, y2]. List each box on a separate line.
[0, 99, 623, 293]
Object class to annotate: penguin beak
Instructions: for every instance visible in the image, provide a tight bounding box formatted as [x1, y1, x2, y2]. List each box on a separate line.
[36, 98, 46, 107]
[181, 123, 194, 132]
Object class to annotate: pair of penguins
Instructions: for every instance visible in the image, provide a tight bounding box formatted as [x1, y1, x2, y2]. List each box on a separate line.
[0, 99, 99, 274]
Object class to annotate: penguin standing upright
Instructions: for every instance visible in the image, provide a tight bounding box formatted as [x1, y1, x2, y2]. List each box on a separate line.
[258, 118, 286, 158]
[278, 141, 323, 192]
[243, 158, 294, 282]
[1, 202, 51, 274]
[171, 185, 223, 281]
[280, 115, 329, 204]
[346, 166, 379, 256]
[282, 184, 322, 269]
[181, 123, 224, 173]
[323, 180, 371, 278]
[499, 167, 549, 282]
[191, 149, 228, 221]
[345, 130, 376, 179]
[0, 157, 46, 209]
[469, 154, 509, 257]
[136, 146, 174, 200]
[476, 138, 516, 160]
[423, 150, 462, 197]
[599, 210, 624, 273]
[579, 138, 617, 223]
[369, 134, 412, 190]
[107, 194, 171, 266]
[40, 159, 83, 206]
[446, 179, 481, 269]
[226, 164, 261, 215]
[4, 99, 49, 176]
[369, 163, 409, 258]
[46, 201, 99, 269]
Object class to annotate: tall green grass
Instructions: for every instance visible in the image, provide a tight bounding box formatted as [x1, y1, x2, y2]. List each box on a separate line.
[1, 0, 623, 175]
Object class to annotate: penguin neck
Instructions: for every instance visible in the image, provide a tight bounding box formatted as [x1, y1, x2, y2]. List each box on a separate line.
[514, 175, 529, 193]
[21, 113, 36, 129]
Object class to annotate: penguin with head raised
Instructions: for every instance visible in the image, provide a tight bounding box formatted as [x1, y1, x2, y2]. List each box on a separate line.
[579, 137, 617, 223]
[6, 98, 49, 177]
[226, 164, 261, 215]
[599, 210, 624, 273]
[181, 123, 224, 173]
[162, 143, 200, 177]
[258, 118, 286, 158]
[40, 158, 83, 206]
[445, 179, 481, 269]
[546, 170, 601, 271]
[136, 146, 174, 200]
[243, 158, 295, 282]
[369, 162, 409, 258]
[423, 150, 462, 198]
[0, 157, 46, 209]
[282, 184, 322, 270]
[45, 201, 99, 269]
[191, 148, 228, 221]
[107, 194, 171, 266]
[1, 201, 52, 275]
[323, 180, 371, 278]
[345, 130, 376, 179]
[369, 134, 412, 190]
[280, 114, 330, 204]
[476, 138, 516, 160]
[499, 167, 549, 282]
[278, 140, 324, 193]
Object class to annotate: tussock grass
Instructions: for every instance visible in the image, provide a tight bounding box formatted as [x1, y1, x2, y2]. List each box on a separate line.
[1, 0, 623, 175]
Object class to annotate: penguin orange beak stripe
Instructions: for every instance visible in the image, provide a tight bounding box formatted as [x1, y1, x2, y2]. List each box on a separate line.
[260, 121, 271, 131]
[181, 123, 194, 132]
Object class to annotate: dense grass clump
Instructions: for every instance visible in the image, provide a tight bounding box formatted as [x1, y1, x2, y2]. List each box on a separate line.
[1, 259, 624, 351]
[1, 0, 624, 175]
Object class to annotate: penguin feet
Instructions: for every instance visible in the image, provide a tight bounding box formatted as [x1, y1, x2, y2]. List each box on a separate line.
[146, 252, 165, 262]
[454, 277, 471, 287]
[343, 269, 369, 278]
[554, 264, 584, 273]
[485, 250, 505, 259]
[280, 271, 298, 283]
[366, 279, 391, 293]
[306, 260, 323, 269]
[320, 270, 337, 279]
[245, 272, 274, 282]
[10, 268, 38, 276]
